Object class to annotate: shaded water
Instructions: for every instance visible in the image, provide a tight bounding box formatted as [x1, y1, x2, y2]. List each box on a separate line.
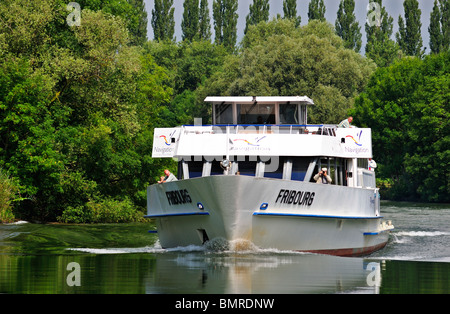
[0, 202, 449, 294]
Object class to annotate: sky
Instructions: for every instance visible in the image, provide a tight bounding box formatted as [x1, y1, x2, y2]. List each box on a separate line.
[143, 0, 434, 53]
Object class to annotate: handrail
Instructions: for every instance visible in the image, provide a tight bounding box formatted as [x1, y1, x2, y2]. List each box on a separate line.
[182, 124, 338, 136]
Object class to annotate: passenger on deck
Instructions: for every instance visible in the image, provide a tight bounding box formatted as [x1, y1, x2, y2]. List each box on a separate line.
[158, 169, 178, 184]
[338, 117, 353, 128]
[314, 168, 332, 184]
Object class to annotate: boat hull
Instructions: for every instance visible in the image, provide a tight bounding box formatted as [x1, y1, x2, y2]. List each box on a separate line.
[146, 176, 392, 257]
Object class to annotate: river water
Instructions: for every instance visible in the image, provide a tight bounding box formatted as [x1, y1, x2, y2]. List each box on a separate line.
[0, 201, 449, 295]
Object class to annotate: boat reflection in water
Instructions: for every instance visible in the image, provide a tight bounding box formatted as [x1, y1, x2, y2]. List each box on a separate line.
[144, 239, 383, 294]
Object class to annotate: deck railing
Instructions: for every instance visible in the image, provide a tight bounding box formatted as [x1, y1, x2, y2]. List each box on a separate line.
[183, 125, 338, 137]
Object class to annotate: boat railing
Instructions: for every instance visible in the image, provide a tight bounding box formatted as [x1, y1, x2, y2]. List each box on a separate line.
[182, 124, 338, 137]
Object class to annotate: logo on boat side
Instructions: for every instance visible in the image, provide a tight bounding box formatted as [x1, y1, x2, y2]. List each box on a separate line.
[166, 189, 192, 205]
[346, 130, 363, 147]
[233, 136, 267, 147]
[160, 130, 177, 146]
[275, 189, 315, 206]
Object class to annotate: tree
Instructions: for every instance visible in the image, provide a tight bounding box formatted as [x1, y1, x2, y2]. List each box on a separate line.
[182, 0, 199, 42]
[199, 19, 376, 124]
[245, 0, 270, 34]
[152, 0, 175, 41]
[429, 0, 450, 54]
[430, 0, 444, 54]
[365, 0, 400, 67]
[213, 0, 238, 51]
[396, 0, 424, 57]
[443, 0, 450, 50]
[0, 0, 175, 221]
[283, 0, 301, 27]
[75, 0, 148, 46]
[335, 0, 362, 53]
[199, 0, 212, 41]
[128, 0, 148, 46]
[352, 52, 450, 202]
[308, 0, 326, 22]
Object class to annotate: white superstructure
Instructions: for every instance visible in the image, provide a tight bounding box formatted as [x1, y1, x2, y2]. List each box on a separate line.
[147, 96, 393, 257]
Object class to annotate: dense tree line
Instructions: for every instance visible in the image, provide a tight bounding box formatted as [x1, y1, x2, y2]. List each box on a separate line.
[0, 0, 448, 223]
[352, 53, 449, 203]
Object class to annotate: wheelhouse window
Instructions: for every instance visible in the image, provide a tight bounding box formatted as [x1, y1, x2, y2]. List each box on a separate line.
[279, 104, 298, 125]
[214, 103, 233, 124]
[238, 103, 275, 125]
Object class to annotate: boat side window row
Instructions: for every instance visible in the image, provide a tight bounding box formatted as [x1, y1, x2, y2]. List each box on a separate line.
[177, 156, 357, 186]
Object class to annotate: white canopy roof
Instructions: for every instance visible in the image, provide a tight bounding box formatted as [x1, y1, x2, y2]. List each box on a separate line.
[204, 96, 314, 106]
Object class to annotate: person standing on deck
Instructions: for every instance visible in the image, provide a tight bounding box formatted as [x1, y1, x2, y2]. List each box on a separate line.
[338, 117, 353, 128]
[158, 170, 177, 184]
[314, 168, 332, 184]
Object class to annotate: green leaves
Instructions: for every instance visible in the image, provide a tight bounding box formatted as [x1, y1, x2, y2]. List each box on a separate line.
[0, 0, 175, 222]
[353, 52, 450, 202]
[201, 19, 376, 124]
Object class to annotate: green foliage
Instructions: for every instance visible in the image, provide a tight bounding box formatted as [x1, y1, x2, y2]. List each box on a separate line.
[213, 0, 238, 52]
[151, 0, 175, 41]
[0, 0, 175, 222]
[335, 0, 362, 53]
[181, 0, 211, 43]
[365, 0, 401, 68]
[245, 0, 270, 34]
[199, 0, 212, 41]
[352, 52, 450, 203]
[144, 39, 228, 123]
[396, 0, 425, 57]
[308, 0, 326, 22]
[58, 197, 145, 224]
[182, 0, 199, 42]
[0, 169, 20, 223]
[76, 0, 148, 46]
[429, 0, 450, 54]
[283, 0, 301, 27]
[200, 19, 376, 124]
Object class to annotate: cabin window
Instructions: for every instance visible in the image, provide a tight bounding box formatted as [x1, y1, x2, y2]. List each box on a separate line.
[238, 103, 275, 125]
[214, 103, 233, 124]
[291, 157, 310, 181]
[235, 157, 258, 176]
[210, 159, 225, 176]
[264, 156, 284, 179]
[186, 160, 203, 178]
[279, 104, 298, 125]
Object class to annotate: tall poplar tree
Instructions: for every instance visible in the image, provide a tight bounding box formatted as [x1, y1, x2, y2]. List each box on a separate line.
[199, 0, 212, 41]
[128, 0, 148, 46]
[396, 0, 424, 57]
[283, 0, 301, 27]
[335, 0, 362, 52]
[213, 0, 238, 51]
[365, 0, 399, 67]
[182, 0, 199, 42]
[442, 0, 450, 51]
[429, 0, 450, 54]
[430, 0, 444, 54]
[152, 0, 175, 41]
[245, 0, 270, 34]
[308, 0, 326, 22]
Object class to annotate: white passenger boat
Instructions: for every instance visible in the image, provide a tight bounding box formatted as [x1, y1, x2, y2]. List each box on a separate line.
[147, 96, 394, 257]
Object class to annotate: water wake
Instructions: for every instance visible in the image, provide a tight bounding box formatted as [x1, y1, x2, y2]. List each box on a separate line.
[395, 231, 450, 237]
[69, 238, 306, 256]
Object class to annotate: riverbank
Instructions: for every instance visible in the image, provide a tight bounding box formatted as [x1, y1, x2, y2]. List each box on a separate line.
[0, 222, 156, 255]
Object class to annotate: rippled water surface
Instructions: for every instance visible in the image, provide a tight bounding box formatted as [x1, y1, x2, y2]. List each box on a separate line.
[0, 202, 449, 294]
